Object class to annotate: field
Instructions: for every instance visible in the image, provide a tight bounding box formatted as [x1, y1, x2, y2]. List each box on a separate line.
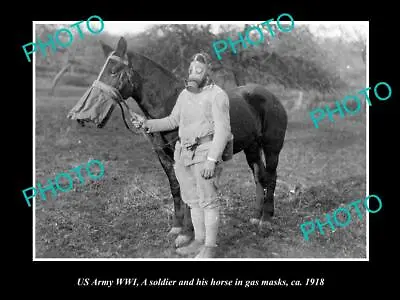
[35, 76, 367, 259]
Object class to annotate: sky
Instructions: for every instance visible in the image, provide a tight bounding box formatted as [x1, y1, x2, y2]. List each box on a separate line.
[100, 21, 368, 41]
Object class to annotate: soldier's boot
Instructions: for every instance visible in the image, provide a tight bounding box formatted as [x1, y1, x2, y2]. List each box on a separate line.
[194, 208, 220, 259]
[176, 239, 204, 256]
[195, 245, 218, 258]
[176, 207, 205, 256]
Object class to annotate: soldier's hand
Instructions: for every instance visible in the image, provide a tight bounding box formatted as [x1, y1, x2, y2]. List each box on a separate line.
[201, 160, 216, 179]
[131, 115, 147, 130]
[131, 118, 144, 129]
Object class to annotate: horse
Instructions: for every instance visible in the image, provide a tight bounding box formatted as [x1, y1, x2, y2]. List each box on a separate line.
[67, 36, 288, 248]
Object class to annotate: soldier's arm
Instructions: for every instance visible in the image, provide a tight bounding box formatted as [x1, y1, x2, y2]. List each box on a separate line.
[145, 93, 182, 132]
[208, 90, 232, 161]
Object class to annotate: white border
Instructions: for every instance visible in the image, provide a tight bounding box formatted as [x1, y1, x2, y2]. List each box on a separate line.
[33, 21, 369, 262]
[365, 22, 369, 261]
[33, 22, 37, 261]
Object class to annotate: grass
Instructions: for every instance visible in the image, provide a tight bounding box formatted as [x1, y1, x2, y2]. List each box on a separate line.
[34, 80, 367, 259]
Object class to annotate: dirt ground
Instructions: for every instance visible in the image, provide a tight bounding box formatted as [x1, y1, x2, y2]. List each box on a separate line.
[34, 81, 366, 259]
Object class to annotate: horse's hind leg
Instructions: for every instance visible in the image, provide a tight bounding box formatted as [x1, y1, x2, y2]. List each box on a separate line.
[244, 144, 268, 224]
[261, 147, 280, 222]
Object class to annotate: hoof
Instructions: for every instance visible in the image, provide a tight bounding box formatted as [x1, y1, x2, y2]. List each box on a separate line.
[167, 227, 182, 237]
[250, 218, 261, 225]
[259, 220, 273, 231]
[175, 234, 193, 248]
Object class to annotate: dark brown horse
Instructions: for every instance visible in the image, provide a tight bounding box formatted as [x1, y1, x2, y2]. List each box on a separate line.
[68, 37, 288, 247]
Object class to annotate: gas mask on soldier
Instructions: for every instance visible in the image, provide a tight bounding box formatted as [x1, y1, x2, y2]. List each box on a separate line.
[186, 53, 212, 93]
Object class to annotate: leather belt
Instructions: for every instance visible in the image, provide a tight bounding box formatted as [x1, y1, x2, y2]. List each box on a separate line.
[179, 134, 214, 151]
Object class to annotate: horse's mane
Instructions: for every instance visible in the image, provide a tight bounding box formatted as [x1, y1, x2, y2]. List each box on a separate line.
[126, 50, 184, 118]
[127, 50, 182, 83]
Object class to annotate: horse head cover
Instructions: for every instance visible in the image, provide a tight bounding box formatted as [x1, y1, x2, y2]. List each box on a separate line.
[67, 52, 129, 127]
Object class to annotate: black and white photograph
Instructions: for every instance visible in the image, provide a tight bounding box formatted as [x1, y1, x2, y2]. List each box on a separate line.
[32, 20, 368, 260]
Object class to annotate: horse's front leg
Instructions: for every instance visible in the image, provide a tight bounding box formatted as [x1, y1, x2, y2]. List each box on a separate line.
[155, 149, 194, 247]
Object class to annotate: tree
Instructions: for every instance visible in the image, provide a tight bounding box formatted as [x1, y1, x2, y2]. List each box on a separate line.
[46, 23, 349, 95]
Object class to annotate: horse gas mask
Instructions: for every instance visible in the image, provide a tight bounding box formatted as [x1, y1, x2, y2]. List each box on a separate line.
[186, 53, 212, 93]
[67, 51, 134, 128]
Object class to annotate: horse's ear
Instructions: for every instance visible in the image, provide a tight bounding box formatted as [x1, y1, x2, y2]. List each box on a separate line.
[99, 40, 113, 58]
[115, 37, 127, 57]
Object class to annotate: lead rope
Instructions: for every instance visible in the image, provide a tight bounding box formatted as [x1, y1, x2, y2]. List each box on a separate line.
[93, 53, 179, 162]
[117, 101, 140, 135]
[119, 100, 179, 164]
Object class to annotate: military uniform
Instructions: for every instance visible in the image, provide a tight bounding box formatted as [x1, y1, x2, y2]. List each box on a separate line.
[138, 52, 232, 258]
[146, 84, 233, 209]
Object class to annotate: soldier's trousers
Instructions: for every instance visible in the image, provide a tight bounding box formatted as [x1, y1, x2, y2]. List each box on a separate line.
[173, 150, 223, 209]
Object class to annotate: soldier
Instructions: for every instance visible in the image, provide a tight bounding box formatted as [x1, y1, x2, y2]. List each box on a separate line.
[132, 52, 233, 258]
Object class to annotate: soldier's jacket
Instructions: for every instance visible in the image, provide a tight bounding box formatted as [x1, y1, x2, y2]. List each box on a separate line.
[146, 84, 233, 166]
